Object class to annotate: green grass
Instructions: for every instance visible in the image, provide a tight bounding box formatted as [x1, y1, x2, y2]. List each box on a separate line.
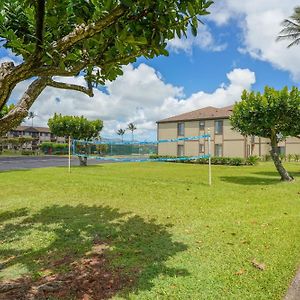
[1, 162, 300, 299]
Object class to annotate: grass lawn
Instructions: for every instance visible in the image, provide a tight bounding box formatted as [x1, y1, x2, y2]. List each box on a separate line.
[0, 162, 300, 299]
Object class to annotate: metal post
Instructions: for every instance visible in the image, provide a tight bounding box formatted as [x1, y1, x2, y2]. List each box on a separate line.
[68, 136, 71, 173]
[208, 129, 212, 186]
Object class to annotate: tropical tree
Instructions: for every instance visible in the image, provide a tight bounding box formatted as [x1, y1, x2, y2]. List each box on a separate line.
[48, 113, 103, 166]
[230, 86, 300, 182]
[116, 128, 126, 142]
[277, 6, 300, 47]
[0, 0, 213, 135]
[127, 123, 137, 141]
[27, 111, 37, 127]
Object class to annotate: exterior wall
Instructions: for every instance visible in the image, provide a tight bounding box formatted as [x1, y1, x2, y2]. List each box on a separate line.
[157, 123, 177, 156]
[157, 118, 300, 158]
[4, 127, 66, 150]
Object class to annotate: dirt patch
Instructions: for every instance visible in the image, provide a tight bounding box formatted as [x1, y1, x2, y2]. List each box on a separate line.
[0, 245, 135, 300]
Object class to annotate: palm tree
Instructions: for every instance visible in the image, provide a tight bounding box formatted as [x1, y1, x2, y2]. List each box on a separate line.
[28, 111, 37, 127]
[277, 6, 300, 48]
[116, 128, 126, 142]
[127, 122, 137, 141]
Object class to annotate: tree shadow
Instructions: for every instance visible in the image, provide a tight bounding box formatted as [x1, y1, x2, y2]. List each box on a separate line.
[253, 171, 300, 177]
[0, 205, 188, 299]
[220, 176, 281, 186]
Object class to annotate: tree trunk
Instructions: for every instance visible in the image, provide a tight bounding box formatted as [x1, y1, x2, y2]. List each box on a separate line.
[78, 156, 87, 166]
[270, 138, 293, 182]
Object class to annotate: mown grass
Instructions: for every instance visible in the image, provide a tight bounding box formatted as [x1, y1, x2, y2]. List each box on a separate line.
[0, 162, 300, 299]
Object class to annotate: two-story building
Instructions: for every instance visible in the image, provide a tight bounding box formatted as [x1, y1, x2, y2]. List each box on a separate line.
[157, 105, 300, 158]
[5, 126, 66, 150]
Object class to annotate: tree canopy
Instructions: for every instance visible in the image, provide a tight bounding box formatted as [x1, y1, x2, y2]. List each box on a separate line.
[48, 113, 103, 140]
[230, 86, 300, 181]
[0, 0, 213, 134]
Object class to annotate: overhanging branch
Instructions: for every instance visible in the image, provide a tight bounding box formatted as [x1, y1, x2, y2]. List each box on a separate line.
[53, 5, 127, 53]
[47, 79, 94, 97]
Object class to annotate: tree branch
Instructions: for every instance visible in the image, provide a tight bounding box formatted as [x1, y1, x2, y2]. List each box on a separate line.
[35, 0, 46, 55]
[52, 5, 127, 53]
[0, 77, 49, 135]
[47, 79, 94, 97]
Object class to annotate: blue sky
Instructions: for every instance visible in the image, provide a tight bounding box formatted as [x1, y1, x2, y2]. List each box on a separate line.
[2, 0, 300, 140]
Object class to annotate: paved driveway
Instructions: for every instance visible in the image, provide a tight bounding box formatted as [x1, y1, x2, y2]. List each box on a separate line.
[0, 156, 106, 171]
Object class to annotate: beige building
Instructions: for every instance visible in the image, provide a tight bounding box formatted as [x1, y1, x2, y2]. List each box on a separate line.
[157, 105, 300, 158]
[5, 126, 66, 150]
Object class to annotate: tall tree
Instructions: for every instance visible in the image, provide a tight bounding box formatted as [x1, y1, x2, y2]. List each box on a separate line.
[116, 128, 126, 142]
[27, 111, 37, 127]
[48, 113, 103, 166]
[127, 123, 137, 141]
[0, 0, 213, 135]
[230, 86, 300, 182]
[277, 6, 300, 47]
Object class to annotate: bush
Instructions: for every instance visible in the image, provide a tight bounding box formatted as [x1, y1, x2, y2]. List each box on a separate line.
[262, 154, 272, 161]
[294, 154, 300, 162]
[21, 150, 35, 155]
[246, 155, 260, 165]
[40, 142, 68, 155]
[150, 155, 252, 166]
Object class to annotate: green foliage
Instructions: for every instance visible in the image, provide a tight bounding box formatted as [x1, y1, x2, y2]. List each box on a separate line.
[40, 142, 68, 155]
[294, 154, 300, 162]
[277, 6, 300, 48]
[0, 0, 213, 85]
[48, 113, 103, 140]
[262, 154, 272, 162]
[0, 104, 14, 118]
[230, 86, 300, 141]
[21, 149, 35, 155]
[245, 155, 260, 166]
[149, 155, 257, 166]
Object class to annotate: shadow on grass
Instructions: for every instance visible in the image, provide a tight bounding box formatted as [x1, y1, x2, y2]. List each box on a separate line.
[220, 176, 281, 186]
[0, 205, 188, 299]
[253, 171, 300, 177]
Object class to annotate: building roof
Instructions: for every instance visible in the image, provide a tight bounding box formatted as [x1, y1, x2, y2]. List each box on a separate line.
[11, 126, 51, 133]
[157, 105, 234, 123]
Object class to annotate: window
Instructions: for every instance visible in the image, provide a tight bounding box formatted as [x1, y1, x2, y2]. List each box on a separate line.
[215, 120, 223, 135]
[177, 145, 184, 157]
[199, 144, 205, 153]
[177, 122, 185, 136]
[215, 144, 223, 157]
[199, 121, 205, 131]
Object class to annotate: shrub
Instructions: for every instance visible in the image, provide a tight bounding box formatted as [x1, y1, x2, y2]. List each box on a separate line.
[21, 150, 35, 155]
[40, 142, 68, 155]
[263, 154, 272, 161]
[246, 155, 260, 165]
[294, 154, 300, 162]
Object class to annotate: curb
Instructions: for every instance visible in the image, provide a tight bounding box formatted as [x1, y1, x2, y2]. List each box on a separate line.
[285, 269, 300, 299]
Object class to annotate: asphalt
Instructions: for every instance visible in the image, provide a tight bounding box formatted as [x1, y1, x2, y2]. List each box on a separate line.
[0, 156, 107, 171]
[285, 269, 300, 300]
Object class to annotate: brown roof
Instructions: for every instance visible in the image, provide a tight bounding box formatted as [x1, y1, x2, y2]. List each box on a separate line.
[157, 105, 234, 123]
[12, 126, 51, 133]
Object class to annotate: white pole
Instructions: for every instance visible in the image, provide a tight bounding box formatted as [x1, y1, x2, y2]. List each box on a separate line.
[208, 129, 212, 186]
[68, 136, 71, 173]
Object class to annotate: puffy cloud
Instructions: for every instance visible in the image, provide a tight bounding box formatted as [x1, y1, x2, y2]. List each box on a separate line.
[209, 0, 300, 81]
[15, 64, 255, 140]
[168, 25, 227, 54]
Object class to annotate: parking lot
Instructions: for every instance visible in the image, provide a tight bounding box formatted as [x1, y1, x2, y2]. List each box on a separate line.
[0, 156, 106, 171]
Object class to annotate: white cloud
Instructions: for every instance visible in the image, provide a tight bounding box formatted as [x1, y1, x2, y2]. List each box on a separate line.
[168, 25, 227, 54]
[209, 0, 300, 81]
[16, 64, 255, 140]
